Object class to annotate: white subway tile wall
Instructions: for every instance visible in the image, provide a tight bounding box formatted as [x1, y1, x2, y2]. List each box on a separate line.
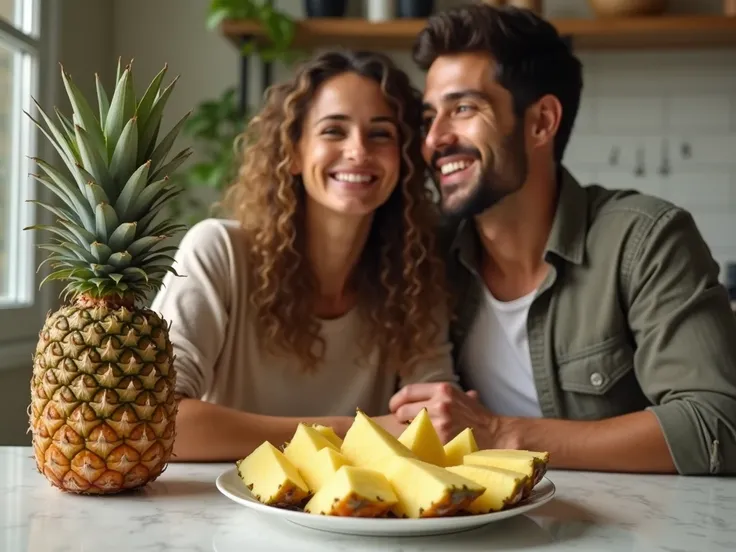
[565, 48, 736, 279]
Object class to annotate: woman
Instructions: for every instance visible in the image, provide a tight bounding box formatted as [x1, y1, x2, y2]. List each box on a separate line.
[151, 50, 456, 462]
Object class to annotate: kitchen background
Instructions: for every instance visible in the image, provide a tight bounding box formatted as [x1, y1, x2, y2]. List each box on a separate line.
[0, 0, 734, 444]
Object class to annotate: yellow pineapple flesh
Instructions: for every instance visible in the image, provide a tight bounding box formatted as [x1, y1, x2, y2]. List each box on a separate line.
[398, 408, 446, 466]
[463, 449, 548, 496]
[443, 427, 479, 467]
[446, 464, 529, 513]
[311, 424, 343, 448]
[236, 441, 310, 507]
[282, 423, 342, 491]
[304, 465, 397, 517]
[375, 456, 485, 518]
[340, 409, 416, 467]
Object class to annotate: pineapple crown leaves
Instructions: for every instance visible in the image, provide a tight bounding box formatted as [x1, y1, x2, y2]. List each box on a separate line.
[23, 58, 194, 303]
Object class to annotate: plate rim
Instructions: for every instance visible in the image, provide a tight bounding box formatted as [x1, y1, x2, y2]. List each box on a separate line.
[215, 465, 555, 529]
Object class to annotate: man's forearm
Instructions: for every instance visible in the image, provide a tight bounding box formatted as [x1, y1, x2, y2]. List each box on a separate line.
[171, 399, 354, 462]
[495, 410, 677, 473]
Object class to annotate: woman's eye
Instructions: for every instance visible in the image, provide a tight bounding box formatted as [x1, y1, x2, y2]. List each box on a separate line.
[321, 126, 344, 137]
[455, 104, 475, 115]
[370, 129, 395, 140]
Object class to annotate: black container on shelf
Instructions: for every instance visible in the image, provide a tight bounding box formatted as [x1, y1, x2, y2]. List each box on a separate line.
[305, 0, 347, 17]
[397, 0, 435, 17]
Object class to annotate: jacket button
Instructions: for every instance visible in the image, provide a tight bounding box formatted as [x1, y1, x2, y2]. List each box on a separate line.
[590, 372, 604, 387]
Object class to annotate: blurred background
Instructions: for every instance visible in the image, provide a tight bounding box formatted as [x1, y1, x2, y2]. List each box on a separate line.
[1, 0, 735, 444]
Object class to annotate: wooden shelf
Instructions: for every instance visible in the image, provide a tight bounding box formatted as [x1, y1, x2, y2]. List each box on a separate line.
[221, 14, 736, 51]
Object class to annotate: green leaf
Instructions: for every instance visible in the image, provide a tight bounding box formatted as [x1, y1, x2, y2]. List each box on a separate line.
[104, 68, 133, 158]
[26, 200, 79, 225]
[94, 203, 119, 242]
[60, 66, 107, 161]
[90, 242, 113, 263]
[139, 252, 176, 268]
[122, 266, 149, 282]
[75, 124, 114, 198]
[26, 100, 85, 186]
[128, 177, 170, 221]
[128, 235, 166, 257]
[150, 147, 192, 181]
[29, 172, 94, 233]
[114, 160, 151, 220]
[138, 76, 179, 162]
[95, 73, 110, 125]
[144, 221, 187, 238]
[58, 219, 97, 247]
[84, 182, 111, 213]
[39, 242, 95, 264]
[109, 273, 124, 284]
[53, 108, 81, 162]
[23, 224, 82, 248]
[109, 116, 139, 191]
[107, 251, 132, 269]
[149, 111, 190, 173]
[108, 222, 138, 252]
[136, 64, 168, 130]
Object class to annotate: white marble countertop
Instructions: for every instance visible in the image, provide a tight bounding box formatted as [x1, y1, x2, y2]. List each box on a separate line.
[2, 446, 735, 551]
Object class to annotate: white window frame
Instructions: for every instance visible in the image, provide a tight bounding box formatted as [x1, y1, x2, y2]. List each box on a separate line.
[0, 0, 59, 371]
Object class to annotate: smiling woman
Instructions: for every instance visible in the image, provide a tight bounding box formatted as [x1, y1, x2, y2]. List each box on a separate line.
[149, 50, 458, 462]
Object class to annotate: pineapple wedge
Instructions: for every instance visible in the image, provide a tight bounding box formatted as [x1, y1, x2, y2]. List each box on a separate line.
[446, 465, 529, 513]
[443, 428, 479, 467]
[283, 424, 344, 492]
[463, 449, 549, 496]
[304, 465, 398, 517]
[312, 424, 343, 448]
[341, 409, 416, 467]
[375, 456, 485, 518]
[236, 441, 310, 507]
[398, 408, 446, 466]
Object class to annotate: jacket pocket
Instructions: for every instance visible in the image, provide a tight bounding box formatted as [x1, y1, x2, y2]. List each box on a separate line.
[556, 334, 648, 419]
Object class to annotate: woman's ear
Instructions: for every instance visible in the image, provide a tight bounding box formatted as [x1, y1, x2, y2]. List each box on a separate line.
[289, 152, 302, 176]
[529, 94, 562, 150]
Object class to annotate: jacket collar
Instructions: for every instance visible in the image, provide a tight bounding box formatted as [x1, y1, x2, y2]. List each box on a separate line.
[449, 166, 588, 268]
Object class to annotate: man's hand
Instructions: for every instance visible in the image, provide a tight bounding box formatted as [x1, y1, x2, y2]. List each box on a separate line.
[388, 383, 506, 447]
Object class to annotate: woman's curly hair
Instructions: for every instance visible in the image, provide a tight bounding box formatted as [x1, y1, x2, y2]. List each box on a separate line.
[221, 50, 448, 376]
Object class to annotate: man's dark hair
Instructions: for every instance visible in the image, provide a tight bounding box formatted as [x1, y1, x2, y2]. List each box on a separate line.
[413, 3, 583, 162]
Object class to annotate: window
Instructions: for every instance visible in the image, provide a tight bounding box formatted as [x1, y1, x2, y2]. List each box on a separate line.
[0, 0, 55, 368]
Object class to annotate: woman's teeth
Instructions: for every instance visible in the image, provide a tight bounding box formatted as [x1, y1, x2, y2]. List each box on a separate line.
[440, 160, 473, 175]
[333, 172, 373, 183]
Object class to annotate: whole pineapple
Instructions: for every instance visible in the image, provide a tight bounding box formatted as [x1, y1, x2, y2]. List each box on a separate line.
[25, 59, 192, 494]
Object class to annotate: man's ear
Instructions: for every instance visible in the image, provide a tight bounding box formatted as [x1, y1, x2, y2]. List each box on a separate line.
[529, 94, 562, 150]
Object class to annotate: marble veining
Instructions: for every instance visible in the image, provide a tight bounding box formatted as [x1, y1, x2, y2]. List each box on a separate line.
[1, 446, 735, 552]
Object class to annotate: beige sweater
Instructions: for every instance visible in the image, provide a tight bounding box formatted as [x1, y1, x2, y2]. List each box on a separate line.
[150, 218, 458, 417]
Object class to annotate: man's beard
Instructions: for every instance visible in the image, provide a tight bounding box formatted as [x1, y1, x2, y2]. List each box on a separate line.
[431, 126, 528, 224]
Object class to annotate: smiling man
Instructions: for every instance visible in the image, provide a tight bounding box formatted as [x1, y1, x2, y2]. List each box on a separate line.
[388, 3, 736, 475]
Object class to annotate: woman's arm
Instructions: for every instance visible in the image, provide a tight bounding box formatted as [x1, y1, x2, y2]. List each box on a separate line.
[171, 399, 407, 461]
[171, 398, 354, 461]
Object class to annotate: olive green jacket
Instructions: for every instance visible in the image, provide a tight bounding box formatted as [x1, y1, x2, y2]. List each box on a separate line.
[443, 167, 736, 475]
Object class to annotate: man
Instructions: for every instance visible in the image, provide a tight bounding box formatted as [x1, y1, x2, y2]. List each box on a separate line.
[388, 3, 736, 475]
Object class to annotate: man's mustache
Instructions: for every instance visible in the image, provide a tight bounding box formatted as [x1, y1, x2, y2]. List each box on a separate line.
[430, 145, 482, 169]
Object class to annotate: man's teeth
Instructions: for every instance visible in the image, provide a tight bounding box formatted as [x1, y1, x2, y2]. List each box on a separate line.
[333, 172, 373, 183]
[440, 160, 473, 175]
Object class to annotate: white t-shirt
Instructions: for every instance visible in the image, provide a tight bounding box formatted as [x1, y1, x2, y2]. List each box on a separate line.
[459, 285, 543, 418]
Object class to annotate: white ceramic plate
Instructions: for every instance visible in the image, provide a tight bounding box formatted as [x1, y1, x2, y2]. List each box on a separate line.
[215, 467, 556, 537]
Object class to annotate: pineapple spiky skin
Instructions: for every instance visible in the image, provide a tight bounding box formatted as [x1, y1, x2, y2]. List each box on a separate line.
[24, 59, 191, 494]
[30, 299, 177, 494]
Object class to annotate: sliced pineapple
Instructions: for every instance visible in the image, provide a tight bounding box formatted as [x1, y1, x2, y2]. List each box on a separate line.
[304, 465, 398, 517]
[398, 408, 446, 466]
[236, 441, 310, 507]
[443, 428, 479, 467]
[340, 409, 416, 467]
[375, 456, 485, 518]
[463, 449, 549, 496]
[312, 424, 343, 448]
[446, 465, 529, 513]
